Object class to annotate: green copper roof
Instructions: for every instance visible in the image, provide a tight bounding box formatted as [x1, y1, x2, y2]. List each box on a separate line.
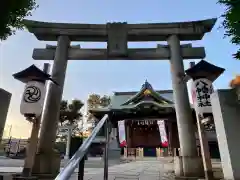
[89, 82, 179, 121]
[89, 81, 196, 120]
[121, 80, 173, 106]
[114, 101, 174, 110]
[108, 81, 174, 110]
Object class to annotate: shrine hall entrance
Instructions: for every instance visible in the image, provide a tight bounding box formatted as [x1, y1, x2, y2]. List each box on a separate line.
[90, 81, 177, 157]
[126, 120, 162, 157]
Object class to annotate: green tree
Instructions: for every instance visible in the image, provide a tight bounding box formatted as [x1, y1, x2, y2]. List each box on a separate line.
[100, 95, 111, 108]
[59, 100, 68, 126]
[219, 0, 240, 59]
[58, 99, 84, 141]
[0, 0, 38, 40]
[87, 94, 111, 126]
[87, 94, 110, 109]
[59, 99, 84, 125]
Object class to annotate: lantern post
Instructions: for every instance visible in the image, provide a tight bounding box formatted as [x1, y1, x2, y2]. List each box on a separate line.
[185, 60, 225, 180]
[13, 64, 51, 178]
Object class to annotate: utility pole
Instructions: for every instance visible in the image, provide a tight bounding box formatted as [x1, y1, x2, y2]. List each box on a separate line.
[8, 125, 12, 138]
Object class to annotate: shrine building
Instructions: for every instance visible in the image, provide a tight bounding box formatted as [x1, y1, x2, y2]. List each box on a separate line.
[90, 81, 220, 158]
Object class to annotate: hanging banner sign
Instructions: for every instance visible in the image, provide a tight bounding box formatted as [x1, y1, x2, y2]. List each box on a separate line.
[20, 81, 46, 118]
[118, 120, 126, 147]
[191, 78, 214, 114]
[157, 120, 168, 147]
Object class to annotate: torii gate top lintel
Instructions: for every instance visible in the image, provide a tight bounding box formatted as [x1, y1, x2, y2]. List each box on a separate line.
[23, 18, 217, 42]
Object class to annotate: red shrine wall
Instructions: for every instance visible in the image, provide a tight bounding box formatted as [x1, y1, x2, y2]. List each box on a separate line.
[125, 120, 180, 149]
[130, 124, 161, 147]
[167, 121, 180, 149]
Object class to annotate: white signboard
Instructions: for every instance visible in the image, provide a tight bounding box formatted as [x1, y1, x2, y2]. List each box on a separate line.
[191, 78, 214, 114]
[58, 125, 74, 136]
[20, 81, 46, 117]
[58, 127, 69, 136]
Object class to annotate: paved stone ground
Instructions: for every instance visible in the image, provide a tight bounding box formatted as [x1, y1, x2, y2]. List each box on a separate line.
[0, 158, 175, 180]
[69, 158, 175, 180]
[0, 157, 126, 168]
[0, 158, 223, 180]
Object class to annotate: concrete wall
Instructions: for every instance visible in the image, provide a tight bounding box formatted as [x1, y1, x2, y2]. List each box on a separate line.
[211, 89, 240, 179]
[0, 89, 12, 140]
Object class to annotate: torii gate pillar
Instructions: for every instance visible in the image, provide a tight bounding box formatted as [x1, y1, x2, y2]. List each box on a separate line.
[168, 35, 203, 177]
[32, 36, 70, 176]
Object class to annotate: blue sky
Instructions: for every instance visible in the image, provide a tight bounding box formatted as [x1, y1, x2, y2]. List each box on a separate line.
[1, 0, 239, 138]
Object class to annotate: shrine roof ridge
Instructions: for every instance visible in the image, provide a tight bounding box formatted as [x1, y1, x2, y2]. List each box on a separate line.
[23, 18, 217, 41]
[113, 90, 173, 96]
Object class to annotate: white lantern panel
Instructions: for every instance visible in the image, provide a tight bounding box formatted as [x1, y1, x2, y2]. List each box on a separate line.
[191, 78, 214, 114]
[20, 81, 46, 117]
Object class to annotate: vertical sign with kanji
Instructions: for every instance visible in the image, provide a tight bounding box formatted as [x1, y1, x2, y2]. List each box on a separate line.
[191, 78, 214, 114]
[157, 120, 168, 147]
[118, 120, 126, 147]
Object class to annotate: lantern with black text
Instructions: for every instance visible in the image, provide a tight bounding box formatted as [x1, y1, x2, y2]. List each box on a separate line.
[185, 60, 225, 116]
[191, 78, 214, 114]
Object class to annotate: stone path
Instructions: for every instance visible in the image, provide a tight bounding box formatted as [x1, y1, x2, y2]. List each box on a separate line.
[0, 157, 126, 168]
[69, 159, 175, 180]
[0, 158, 223, 179]
[0, 167, 101, 173]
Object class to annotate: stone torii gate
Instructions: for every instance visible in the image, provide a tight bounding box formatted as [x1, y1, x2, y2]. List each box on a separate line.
[23, 18, 217, 178]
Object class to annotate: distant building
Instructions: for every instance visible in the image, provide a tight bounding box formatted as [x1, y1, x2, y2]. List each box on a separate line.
[2, 138, 28, 154]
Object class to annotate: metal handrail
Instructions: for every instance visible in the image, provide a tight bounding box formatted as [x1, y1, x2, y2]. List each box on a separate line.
[55, 114, 109, 180]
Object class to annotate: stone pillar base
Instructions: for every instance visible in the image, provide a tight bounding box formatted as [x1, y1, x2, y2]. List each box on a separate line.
[31, 149, 61, 178]
[174, 156, 184, 177]
[174, 156, 204, 178]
